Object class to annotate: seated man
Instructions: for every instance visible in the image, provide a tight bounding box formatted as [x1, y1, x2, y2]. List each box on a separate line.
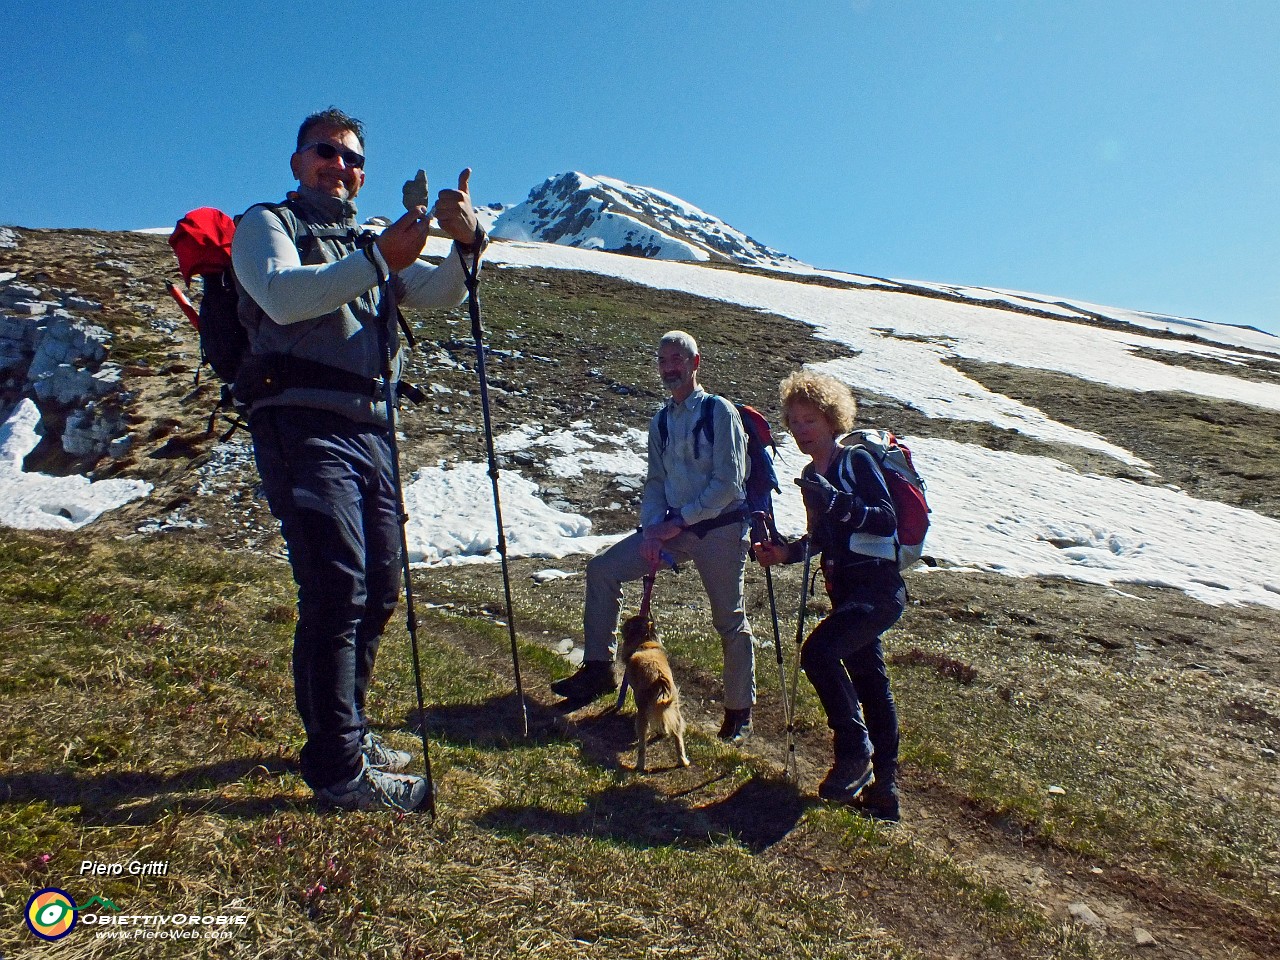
[555, 330, 757, 742]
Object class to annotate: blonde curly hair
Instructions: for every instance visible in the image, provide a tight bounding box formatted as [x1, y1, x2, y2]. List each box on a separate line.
[780, 370, 858, 436]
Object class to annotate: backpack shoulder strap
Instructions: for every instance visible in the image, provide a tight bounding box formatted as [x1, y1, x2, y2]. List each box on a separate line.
[236, 200, 312, 252]
[692, 393, 721, 458]
[232, 202, 315, 334]
[269, 199, 318, 252]
[844, 439, 890, 489]
[831, 443, 862, 490]
[658, 395, 715, 452]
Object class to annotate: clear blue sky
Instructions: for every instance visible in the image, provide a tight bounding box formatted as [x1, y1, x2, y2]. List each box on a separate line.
[4, 1, 1278, 335]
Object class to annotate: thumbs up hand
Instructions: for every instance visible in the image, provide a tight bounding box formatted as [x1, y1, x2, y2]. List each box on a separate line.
[401, 169, 430, 212]
[435, 168, 482, 247]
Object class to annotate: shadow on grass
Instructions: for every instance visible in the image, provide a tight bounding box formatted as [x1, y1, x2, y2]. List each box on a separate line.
[410, 691, 574, 748]
[476, 774, 808, 853]
[414, 690, 705, 776]
[0, 756, 300, 825]
[410, 690, 631, 754]
[417, 690, 808, 851]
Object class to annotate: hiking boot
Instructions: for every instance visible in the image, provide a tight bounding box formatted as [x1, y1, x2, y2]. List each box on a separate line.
[717, 707, 752, 743]
[550, 661, 617, 701]
[817, 754, 874, 803]
[315, 761, 431, 813]
[361, 731, 412, 773]
[853, 781, 901, 822]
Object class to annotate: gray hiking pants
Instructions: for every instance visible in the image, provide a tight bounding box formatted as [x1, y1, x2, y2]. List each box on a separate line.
[583, 522, 756, 710]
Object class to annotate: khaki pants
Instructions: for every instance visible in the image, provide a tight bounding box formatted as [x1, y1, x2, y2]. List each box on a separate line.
[583, 522, 756, 710]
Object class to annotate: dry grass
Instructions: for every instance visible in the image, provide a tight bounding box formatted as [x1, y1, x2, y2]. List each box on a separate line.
[2, 530, 1145, 960]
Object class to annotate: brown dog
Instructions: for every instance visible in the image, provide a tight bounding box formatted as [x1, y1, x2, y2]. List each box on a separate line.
[619, 614, 690, 773]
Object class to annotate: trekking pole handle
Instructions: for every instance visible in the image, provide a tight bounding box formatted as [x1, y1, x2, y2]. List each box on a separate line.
[749, 510, 779, 545]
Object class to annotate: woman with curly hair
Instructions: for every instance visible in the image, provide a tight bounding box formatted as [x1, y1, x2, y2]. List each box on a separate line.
[754, 370, 905, 821]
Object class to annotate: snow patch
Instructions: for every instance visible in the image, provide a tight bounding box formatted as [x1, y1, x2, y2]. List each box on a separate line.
[0, 399, 150, 530]
[402, 461, 623, 565]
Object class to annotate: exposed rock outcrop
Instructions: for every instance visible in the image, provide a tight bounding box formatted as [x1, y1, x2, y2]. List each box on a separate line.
[0, 272, 131, 472]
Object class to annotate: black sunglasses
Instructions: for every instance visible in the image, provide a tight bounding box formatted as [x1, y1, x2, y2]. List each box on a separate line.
[299, 141, 365, 168]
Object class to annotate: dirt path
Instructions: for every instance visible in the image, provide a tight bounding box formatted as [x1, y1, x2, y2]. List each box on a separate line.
[426, 604, 1276, 960]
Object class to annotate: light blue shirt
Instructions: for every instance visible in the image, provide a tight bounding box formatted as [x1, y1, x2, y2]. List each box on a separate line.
[641, 387, 747, 529]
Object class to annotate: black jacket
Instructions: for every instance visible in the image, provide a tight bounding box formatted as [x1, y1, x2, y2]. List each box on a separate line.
[791, 445, 904, 607]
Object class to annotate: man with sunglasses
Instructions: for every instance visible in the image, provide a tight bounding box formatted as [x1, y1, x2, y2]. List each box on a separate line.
[232, 107, 485, 813]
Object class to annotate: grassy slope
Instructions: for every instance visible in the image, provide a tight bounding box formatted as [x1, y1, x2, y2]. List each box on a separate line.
[1, 531, 1089, 960]
[1, 228, 1278, 959]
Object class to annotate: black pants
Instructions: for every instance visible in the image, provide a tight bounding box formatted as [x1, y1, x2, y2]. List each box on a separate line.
[800, 589, 904, 777]
[251, 406, 402, 790]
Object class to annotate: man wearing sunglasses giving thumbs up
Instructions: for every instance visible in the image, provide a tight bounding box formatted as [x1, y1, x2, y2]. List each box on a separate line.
[231, 107, 486, 813]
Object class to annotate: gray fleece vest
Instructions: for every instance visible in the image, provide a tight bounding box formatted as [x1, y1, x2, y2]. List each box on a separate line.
[237, 190, 403, 427]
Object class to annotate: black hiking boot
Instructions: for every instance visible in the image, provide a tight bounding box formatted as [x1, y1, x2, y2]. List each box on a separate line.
[852, 781, 900, 822]
[817, 756, 874, 802]
[855, 763, 901, 821]
[817, 728, 874, 802]
[717, 707, 752, 743]
[551, 661, 617, 701]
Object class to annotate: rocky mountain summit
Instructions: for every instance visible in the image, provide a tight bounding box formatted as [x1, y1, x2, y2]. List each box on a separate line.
[491, 172, 803, 268]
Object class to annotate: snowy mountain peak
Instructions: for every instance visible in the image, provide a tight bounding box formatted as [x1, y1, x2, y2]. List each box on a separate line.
[491, 172, 803, 269]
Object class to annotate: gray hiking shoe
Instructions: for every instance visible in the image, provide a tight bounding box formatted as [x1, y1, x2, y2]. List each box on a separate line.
[361, 732, 412, 773]
[315, 762, 431, 813]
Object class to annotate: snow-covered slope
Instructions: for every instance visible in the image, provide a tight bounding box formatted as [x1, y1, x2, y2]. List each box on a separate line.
[18, 181, 1278, 608]
[491, 172, 803, 269]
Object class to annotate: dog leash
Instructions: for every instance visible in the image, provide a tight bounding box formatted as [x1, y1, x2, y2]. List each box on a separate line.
[613, 551, 674, 711]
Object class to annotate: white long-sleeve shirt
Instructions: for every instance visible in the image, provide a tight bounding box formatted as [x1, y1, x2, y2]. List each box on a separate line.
[228, 188, 472, 424]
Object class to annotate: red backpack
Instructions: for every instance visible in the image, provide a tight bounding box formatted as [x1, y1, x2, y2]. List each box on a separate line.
[169, 207, 235, 284]
[167, 207, 245, 384]
[842, 429, 931, 570]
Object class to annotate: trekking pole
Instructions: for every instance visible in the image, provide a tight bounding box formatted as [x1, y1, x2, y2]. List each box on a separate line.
[376, 276, 436, 818]
[751, 511, 794, 779]
[457, 232, 529, 738]
[786, 538, 813, 781]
